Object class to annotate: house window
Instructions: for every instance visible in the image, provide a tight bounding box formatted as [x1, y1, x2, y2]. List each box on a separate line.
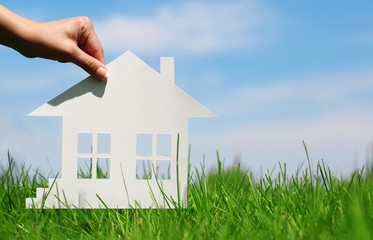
[77, 133, 111, 179]
[136, 134, 172, 180]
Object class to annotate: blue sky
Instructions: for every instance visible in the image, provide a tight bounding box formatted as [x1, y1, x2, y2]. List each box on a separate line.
[0, 0, 373, 176]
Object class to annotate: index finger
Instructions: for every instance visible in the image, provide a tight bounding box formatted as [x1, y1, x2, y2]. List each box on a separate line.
[78, 23, 105, 65]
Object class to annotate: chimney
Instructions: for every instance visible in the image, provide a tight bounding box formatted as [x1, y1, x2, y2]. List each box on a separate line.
[160, 57, 174, 84]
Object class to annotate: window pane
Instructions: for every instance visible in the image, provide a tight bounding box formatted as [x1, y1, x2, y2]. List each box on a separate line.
[77, 158, 92, 179]
[136, 160, 152, 179]
[78, 133, 93, 153]
[97, 133, 111, 154]
[157, 134, 171, 156]
[136, 134, 152, 156]
[156, 160, 171, 180]
[97, 158, 110, 179]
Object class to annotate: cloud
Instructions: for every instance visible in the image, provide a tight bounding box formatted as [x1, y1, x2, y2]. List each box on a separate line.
[95, 1, 275, 55]
[350, 32, 373, 46]
[211, 67, 373, 118]
[0, 118, 62, 176]
[189, 67, 373, 175]
[2, 75, 56, 93]
[191, 113, 373, 176]
[1, 62, 88, 94]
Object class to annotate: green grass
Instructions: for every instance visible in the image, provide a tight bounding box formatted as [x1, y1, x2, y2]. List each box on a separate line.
[1, 149, 373, 240]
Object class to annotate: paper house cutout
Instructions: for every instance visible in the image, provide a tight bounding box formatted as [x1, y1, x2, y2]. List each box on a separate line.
[26, 51, 216, 209]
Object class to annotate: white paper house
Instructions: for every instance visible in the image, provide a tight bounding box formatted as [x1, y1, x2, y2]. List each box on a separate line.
[25, 51, 216, 209]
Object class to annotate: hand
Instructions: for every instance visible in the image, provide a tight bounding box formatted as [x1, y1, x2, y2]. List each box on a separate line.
[0, 5, 108, 81]
[23, 17, 109, 81]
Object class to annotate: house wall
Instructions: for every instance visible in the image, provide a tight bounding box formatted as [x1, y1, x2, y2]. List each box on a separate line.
[59, 113, 189, 208]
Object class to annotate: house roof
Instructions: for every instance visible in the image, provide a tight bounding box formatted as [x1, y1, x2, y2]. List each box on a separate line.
[28, 51, 216, 119]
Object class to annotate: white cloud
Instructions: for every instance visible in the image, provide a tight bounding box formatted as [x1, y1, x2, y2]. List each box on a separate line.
[0, 118, 62, 176]
[1, 63, 87, 94]
[189, 67, 373, 176]
[95, 1, 275, 55]
[3, 75, 56, 93]
[191, 114, 373, 176]
[211, 67, 373, 117]
[350, 32, 373, 46]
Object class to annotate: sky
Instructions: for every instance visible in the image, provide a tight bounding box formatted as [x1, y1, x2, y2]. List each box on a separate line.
[0, 0, 373, 177]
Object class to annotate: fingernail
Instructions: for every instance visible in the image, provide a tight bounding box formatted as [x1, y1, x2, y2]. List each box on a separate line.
[97, 67, 109, 81]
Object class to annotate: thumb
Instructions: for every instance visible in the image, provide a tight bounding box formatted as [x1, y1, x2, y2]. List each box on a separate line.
[71, 47, 109, 81]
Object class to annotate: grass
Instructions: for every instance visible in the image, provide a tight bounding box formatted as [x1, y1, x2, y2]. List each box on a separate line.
[1, 148, 373, 240]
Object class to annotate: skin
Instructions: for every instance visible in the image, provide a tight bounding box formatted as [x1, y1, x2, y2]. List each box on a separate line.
[0, 4, 108, 81]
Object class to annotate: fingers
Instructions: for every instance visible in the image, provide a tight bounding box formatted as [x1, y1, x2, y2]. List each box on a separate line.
[84, 30, 105, 65]
[68, 16, 108, 81]
[71, 46, 109, 81]
[76, 16, 105, 65]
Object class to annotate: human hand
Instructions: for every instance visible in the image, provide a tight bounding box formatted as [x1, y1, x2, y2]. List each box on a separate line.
[19, 17, 108, 81]
[0, 5, 108, 81]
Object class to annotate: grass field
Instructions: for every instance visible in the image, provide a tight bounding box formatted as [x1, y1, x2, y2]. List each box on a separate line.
[1, 147, 373, 240]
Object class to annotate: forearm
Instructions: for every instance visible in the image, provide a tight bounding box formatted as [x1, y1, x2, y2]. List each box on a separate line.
[0, 5, 73, 60]
[0, 5, 35, 51]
